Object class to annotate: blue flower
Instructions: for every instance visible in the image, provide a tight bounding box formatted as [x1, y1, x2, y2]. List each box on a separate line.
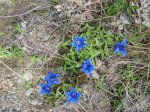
[45, 71, 60, 85]
[80, 59, 95, 77]
[113, 38, 127, 57]
[71, 35, 87, 52]
[40, 83, 51, 95]
[66, 88, 81, 104]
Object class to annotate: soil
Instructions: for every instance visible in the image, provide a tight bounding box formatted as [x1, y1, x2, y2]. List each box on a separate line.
[0, 0, 150, 112]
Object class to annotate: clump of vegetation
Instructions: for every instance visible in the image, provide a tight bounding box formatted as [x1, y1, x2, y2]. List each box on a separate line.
[40, 23, 129, 106]
[106, 0, 139, 17]
[1, 0, 149, 111]
[0, 46, 23, 59]
[61, 24, 115, 75]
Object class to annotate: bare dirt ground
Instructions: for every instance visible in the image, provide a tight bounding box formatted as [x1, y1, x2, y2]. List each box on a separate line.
[0, 0, 150, 112]
[0, 0, 111, 112]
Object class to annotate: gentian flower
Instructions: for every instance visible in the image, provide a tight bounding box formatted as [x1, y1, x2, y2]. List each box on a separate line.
[45, 71, 60, 85]
[66, 88, 81, 104]
[71, 35, 87, 52]
[113, 38, 127, 57]
[80, 59, 95, 77]
[40, 83, 51, 95]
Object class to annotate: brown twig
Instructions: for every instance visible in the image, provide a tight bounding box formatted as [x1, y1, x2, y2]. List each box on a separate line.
[0, 6, 52, 19]
[0, 61, 24, 80]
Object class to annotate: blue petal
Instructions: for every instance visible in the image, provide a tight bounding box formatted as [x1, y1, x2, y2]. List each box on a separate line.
[45, 71, 60, 85]
[114, 45, 120, 52]
[81, 36, 86, 42]
[80, 64, 84, 68]
[66, 91, 71, 96]
[40, 83, 45, 88]
[71, 35, 87, 52]
[71, 41, 76, 47]
[40, 83, 48, 88]
[45, 71, 52, 80]
[75, 46, 80, 52]
[66, 96, 72, 101]
[40, 83, 51, 95]
[74, 35, 80, 40]
[80, 67, 86, 72]
[44, 90, 51, 95]
[40, 89, 45, 94]
[90, 64, 95, 70]
[86, 59, 91, 64]
[45, 76, 50, 81]
[121, 38, 127, 46]
[48, 71, 53, 76]
[77, 93, 82, 98]
[55, 74, 59, 77]
[80, 59, 95, 76]
[120, 49, 127, 57]
[54, 80, 60, 84]
[40, 90, 50, 95]
[80, 68, 84, 72]
[71, 88, 76, 92]
[114, 42, 122, 51]
[47, 82, 52, 86]
[81, 44, 86, 48]
[65, 88, 81, 104]
[71, 98, 78, 104]
[85, 71, 90, 77]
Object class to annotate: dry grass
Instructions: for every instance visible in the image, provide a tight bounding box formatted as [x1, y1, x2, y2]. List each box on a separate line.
[0, 0, 150, 112]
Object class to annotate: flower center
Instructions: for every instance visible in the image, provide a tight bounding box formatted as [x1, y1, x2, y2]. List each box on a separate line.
[84, 64, 90, 70]
[50, 76, 56, 81]
[119, 45, 124, 50]
[71, 92, 76, 98]
[51, 78, 55, 81]
[76, 41, 81, 45]
[44, 87, 50, 91]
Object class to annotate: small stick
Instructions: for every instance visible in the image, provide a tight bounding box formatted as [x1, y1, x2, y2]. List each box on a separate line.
[0, 61, 24, 80]
[74, 106, 80, 112]
[78, 102, 87, 112]
[0, 6, 42, 18]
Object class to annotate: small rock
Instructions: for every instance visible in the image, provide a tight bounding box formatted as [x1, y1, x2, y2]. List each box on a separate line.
[130, 2, 136, 6]
[29, 31, 33, 35]
[23, 71, 33, 81]
[95, 59, 102, 69]
[33, 76, 41, 87]
[117, 20, 122, 25]
[106, 30, 113, 35]
[25, 88, 34, 97]
[120, 13, 131, 25]
[54, 5, 62, 12]
[17, 35, 23, 40]
[20, 22, 26, 30]
[48, 109, 53, 112]
[141, 13, 149, 21]
[135, 17, 142, 24]
[142, 21, 150, 27]
[13, 107, 21, 112]
[110, 20, 122, 26]
[58, 12, 65, 18]
[17, 79, 22, 84]
[91, 70, 99, 79]
[118, 24, 124, 31]
[30, 99, 39, 106]
[97, 65, 108, 74]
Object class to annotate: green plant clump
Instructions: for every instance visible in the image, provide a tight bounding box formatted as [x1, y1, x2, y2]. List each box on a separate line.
[0, 46, 23, 59]
[61, 24, 115, 76]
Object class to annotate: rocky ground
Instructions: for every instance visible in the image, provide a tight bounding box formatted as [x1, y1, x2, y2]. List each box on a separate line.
[0, 0, 150, 112]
